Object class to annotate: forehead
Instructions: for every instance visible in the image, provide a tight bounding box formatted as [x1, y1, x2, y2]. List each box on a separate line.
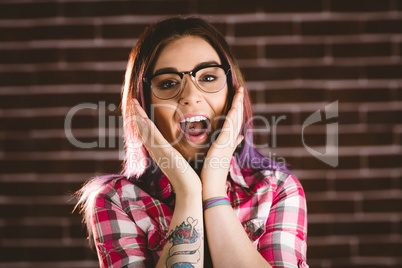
[153, 36, 221, 72]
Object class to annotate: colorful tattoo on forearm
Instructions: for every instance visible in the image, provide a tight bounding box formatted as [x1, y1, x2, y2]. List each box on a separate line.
[166, 217, 201, 268]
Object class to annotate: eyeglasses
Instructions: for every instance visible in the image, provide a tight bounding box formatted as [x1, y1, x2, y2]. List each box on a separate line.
[143, 65, 231, 100]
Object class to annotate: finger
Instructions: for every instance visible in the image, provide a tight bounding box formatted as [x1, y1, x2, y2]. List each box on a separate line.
[229, 88, 244, 134]
[231, 87, 244, 110]
[131, 100, 164, 146]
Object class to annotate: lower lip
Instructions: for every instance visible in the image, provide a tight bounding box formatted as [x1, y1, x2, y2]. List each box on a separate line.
[183, 131, 208, 142]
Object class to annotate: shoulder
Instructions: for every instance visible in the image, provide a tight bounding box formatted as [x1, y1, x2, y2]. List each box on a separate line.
[243, 167, 304, 197]
[260, 168, 302, 189]
[95, 175, 149, 205]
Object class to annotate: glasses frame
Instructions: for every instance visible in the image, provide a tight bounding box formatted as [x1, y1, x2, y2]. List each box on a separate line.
[143, 64, 231, 100]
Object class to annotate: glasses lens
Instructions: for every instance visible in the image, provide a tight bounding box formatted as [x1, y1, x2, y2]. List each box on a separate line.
[195, 66, 227, 93]
[149, 66, 228, 100]
[150, 73, 182, 99]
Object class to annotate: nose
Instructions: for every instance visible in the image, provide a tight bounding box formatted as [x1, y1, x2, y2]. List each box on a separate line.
[178, 75, 202, 105]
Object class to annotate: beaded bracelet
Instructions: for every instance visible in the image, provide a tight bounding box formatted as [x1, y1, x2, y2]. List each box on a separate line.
[203, 196, 231, 211]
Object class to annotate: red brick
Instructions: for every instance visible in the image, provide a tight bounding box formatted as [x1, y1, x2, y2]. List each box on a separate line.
[264, 0, 323, 13]
[0, 115, 97, 131]
[248, 89, 258, 103]
[307, 199, 356, 214]
[232, 45, 258, 59]
[309, 221, 393, 236]
[335, 177, 394, 192]
[1, 204, 74, 218]
[397, 87, 402, 101]
[308, 243, 351, 258]
[0, 2, 59, 19]
[360, 242, 402, 257]
[368, 154, 402, 168]
[334, 221, 393, 235]
[329, 88, 391, 103]
[252, 112, 296, 126]
[70, 223, 89, 239]
[3, 137, 120, 152]
[363, 198, 402, 213]
[300, 66, 361, 79]
[330, 0, 391, 12]
[265, 44, 325, 59]
[340, 132, 393, 146]
[301, 110, 360, 125]
[211, 22, 227, 36]
[332, 42, 392, 57]
[308, 222, 333, 236]
[287, 155, 360, 170]
[0, 182, 82, 196]
[102, 23, 148, 39]
[300, 178, 328, 193]
[267, 133, 326, 148]
[0, 246, 96, 261]
[235, 22, 293, 37]
[332, 264, 399, 268]
[0, 25, 95, 42]
[301, 21, 361, 36]
[364, 19, 402, 34]
[265, 88, 327, 103]
[0, 72, 31, 86]
[242, 66, 297, 81]
[64, 47, 132, 62]
[0, 159, 121, 174]
[195, 0, 260, 14]
[0, 49, 59, 64]
[64, 1, 190, 16]
[367, 110, 402, 124]
[1, 225, 63, 239]
[0, 93, 120, 109]
[0, 70, 123, 86]
[366, 64, 402, 79]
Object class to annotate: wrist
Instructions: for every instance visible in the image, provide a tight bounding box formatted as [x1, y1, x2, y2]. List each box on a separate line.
[202, 187, 227, 201]
[175, 183, 202, 198]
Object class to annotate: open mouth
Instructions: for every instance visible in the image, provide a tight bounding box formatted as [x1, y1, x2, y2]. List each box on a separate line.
[178, 115, 211, 141]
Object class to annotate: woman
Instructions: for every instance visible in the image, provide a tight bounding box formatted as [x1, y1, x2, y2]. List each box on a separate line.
[76, 17, 308, 268]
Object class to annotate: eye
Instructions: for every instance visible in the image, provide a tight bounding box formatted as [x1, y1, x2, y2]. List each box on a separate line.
[157, 79, 180, 90]
[199, 75, 217, 83]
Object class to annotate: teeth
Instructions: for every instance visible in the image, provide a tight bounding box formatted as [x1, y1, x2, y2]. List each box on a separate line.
[181, 116, 207, 123]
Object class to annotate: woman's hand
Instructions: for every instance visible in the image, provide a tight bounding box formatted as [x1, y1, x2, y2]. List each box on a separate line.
[132, 99, 201, 195]
[201, 87, 244, 199]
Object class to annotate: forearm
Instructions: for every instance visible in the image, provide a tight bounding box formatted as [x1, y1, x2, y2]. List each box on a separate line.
[204, 204, 272, 268]
[156, 191, 204, 268]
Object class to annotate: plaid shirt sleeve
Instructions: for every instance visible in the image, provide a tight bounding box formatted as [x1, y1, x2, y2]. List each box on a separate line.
[258, 172, 309, 268]
[92, 179, 155, 268]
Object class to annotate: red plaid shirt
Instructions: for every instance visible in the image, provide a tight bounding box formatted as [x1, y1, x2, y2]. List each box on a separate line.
[92, 158, 309, 268]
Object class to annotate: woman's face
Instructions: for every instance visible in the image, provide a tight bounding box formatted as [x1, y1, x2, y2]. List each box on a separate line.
[150, 36, 229, 161]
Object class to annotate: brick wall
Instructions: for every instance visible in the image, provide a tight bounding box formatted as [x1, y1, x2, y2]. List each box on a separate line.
[0, 0, 401, 267]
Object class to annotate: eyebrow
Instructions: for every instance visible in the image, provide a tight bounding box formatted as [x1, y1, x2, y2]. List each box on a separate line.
[153, 60, 221, 75]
